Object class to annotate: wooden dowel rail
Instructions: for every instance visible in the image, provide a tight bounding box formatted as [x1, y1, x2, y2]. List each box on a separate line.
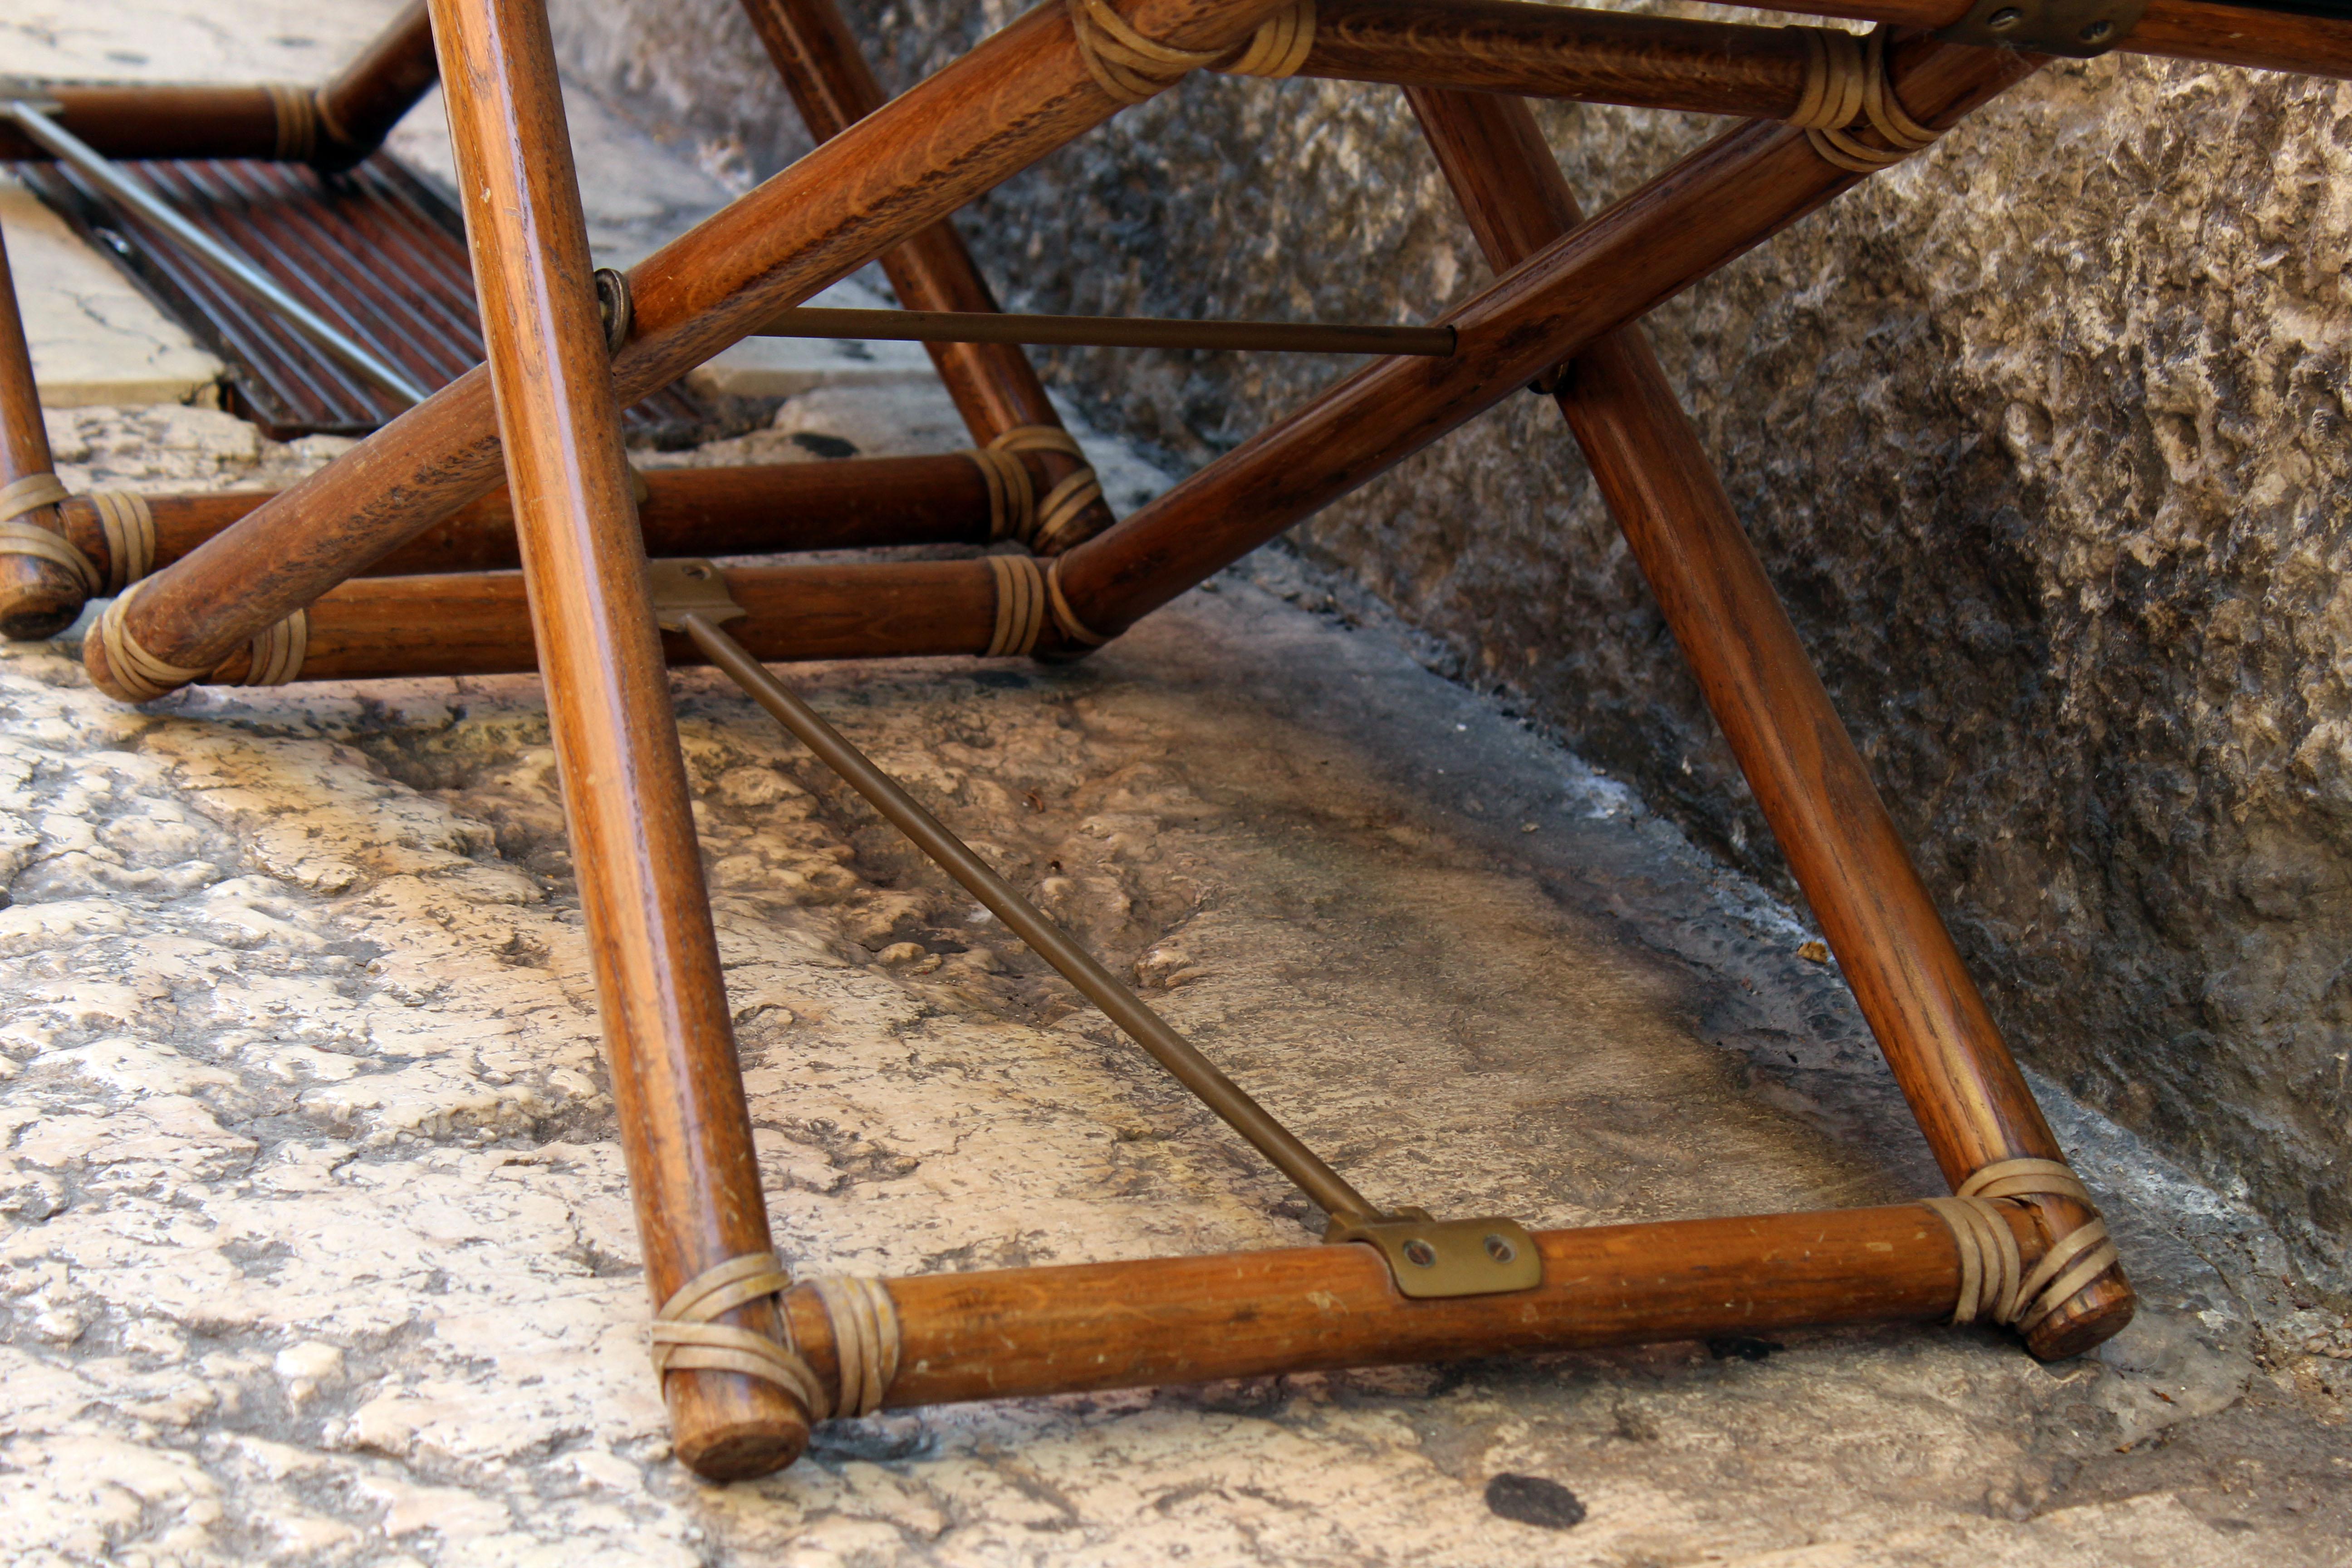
[84, 0, 1296, 703]
[0, 1, 438, 165]
[1286, 0, 1824, 121]
[1406, 86, 2130, 1360]
[758, 306, 1457, 355]
[194, 559, 1000, 681]
[429, 0, 802, 1480]
[1051, 34, 2039, 641]
[778, 1203, 2039, 1411]
[738, 0, 1114, 546]
[17, 456, 1000, 611]
[1707, 0, 2352, 78]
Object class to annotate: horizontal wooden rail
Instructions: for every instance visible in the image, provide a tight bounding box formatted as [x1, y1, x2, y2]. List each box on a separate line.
[199, 559, 1000, 683]
[1710, 0, 2352, 78]
[776, 1203, 2035, 1411]
[39, 456, 995, 593]
[760, 306, 1455, 355]
[1289, 0, 1820, 119]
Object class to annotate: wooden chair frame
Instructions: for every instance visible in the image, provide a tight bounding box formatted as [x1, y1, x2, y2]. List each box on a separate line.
[8, 0, 2344, 1481]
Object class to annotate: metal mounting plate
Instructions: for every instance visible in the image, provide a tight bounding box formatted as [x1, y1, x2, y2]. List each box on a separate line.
[1933, 0, 2149, 56]
[1328, 1214, 1544, 1299]
[647, 558, 746, 632]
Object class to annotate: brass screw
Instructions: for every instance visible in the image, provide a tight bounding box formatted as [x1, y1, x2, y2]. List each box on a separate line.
[1402, 1239, 1439, 1268]
[1988, 6, 2024, 29]
[1485, 1234, 1517, 1264]
[2080, 17, 2114, 40]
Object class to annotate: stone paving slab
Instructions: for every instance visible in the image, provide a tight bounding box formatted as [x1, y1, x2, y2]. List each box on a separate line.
[0, 399, 2347, 1566]
[0, 177, 224, 408]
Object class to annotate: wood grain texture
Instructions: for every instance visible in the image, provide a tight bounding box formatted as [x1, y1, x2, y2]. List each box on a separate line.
[0, 228, 83, 641]
[428, 0, 803, 1479]
[88, 0, 1287, 699]
[777, 1204, 2037, 1408]
[54, 455, 995, 582]
[1408, 85, 2129, 1362]
[1054, 37, 2038, 639]
[285, 558, 1001, 678]
[1297, 0, 1815, 120]
[0, 87, 285, 162]
[737, 0, 1112, 544]
[1701, 0, 2352, 78]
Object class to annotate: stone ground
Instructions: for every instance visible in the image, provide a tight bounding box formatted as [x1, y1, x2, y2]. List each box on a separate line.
[3, 2, 2351, 1563]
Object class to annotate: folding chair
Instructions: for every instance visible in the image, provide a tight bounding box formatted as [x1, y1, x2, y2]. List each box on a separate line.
[17, 0, 2342, 1480]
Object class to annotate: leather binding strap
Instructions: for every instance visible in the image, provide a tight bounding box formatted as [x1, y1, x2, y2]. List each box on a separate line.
[648, 1251, 903, 1422]
[267, 83, 319, 163]
[1803, 26, 1940, 174]
[1921, 1157, 2119, 1335]
[1217, 0, 1316, 78]
[1068, 0, 1226, 105]
[987, 553, 1049, 657]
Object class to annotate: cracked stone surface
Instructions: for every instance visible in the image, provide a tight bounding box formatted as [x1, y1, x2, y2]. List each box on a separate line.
[0, 178, 223, 408]
[3, 402, 2350, 1565]
[554, 0, 2352, 1293]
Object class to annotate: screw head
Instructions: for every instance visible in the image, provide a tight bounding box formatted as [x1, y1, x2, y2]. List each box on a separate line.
[1485, 1234, 1518, 1263]
[1402, 1239, 1439, 1268]
[1988, 6, 2024, 29]
[2080, 17, 2113, 39]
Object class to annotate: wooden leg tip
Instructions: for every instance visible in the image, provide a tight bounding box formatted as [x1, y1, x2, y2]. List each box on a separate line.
[0, 560, 87, 643]
[674, 1415, 810, 1482]
[666, 1373, 811, 1482]
[2023, 1270, 2137, 1362]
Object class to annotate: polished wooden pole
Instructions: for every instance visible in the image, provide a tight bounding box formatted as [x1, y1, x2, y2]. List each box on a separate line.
[1703, 0, 2352, 79]
[38, 455, 997, 591]
[736, 0, 1113, 547]
[1290, 0, 1818, 119]
[0, 230, 85, 642]
[1407, 86, 2128, 1360]
[429, 0, 804, 1477]
[242, 557, 1001, 679]
[776, 1203, 2040, 1410]
[1052, 36, 2038, 640]
[85, 0, 1290, 702]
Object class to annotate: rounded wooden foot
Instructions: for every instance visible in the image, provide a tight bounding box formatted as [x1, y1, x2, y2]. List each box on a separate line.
[0, 556, 86, 642]
[2023, 1267, 2137, 1361]
[667, 1368, 811, 1482]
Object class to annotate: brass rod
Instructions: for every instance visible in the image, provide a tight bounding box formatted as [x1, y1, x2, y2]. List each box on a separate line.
[0, 102, 430, 405]
[679, 609, 1383, 1225]
[757, 306, 1457, 357]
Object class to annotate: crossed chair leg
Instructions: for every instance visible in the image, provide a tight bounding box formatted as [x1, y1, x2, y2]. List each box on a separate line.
[38, 0, 2352, 1480]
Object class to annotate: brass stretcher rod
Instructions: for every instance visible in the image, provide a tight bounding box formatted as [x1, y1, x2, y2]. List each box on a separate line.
[738, 0, 1110, 545]
[670, 588, 1382, 1226]
[758, 306, 1455, 356]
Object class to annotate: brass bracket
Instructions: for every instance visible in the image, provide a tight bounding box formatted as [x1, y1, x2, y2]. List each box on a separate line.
[647, 558, 745, 632]
[1327, 1210, 1544, 1299]
[1933, 0, 2147, 56]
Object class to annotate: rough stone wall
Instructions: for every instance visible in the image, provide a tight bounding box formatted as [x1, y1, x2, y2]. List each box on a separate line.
[553, 1, 2352, 1291]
